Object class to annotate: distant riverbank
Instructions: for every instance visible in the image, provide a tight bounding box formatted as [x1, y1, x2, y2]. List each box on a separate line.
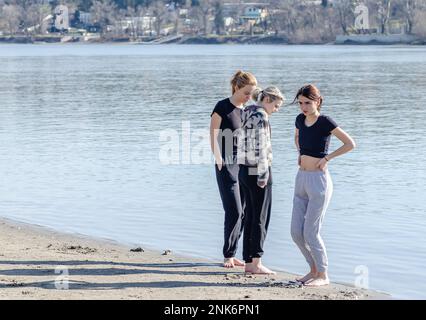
[2, 34, 425, 45]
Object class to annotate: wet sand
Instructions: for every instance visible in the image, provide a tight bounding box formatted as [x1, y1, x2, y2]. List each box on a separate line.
[0, 217, 389, 300]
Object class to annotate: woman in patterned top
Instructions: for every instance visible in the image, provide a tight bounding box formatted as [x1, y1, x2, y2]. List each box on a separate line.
[237, 86, 284, 274]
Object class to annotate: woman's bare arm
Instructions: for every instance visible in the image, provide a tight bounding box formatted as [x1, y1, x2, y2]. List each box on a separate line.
[210, 112, 223, 169]
[317, 127, 355, 170]
[295, 128, 301, 165]
[327, 127, 356, 160]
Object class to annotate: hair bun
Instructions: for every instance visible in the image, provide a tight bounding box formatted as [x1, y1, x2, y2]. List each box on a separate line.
[251, 87, 263, 102]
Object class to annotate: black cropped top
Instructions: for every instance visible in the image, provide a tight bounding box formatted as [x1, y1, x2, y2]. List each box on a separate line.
[295, 113, 338, 158]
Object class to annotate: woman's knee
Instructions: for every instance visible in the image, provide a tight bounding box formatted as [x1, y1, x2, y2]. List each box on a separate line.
[291, 227, 304, 244]
[303, 229, 321, 247]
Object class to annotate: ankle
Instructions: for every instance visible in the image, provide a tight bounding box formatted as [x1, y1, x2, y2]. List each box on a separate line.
[245, 262, 257, 267]
[245, 262, 261, 270]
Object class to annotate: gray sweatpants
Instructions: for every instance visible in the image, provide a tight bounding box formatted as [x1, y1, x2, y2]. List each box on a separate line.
[291, 169, 333, 273]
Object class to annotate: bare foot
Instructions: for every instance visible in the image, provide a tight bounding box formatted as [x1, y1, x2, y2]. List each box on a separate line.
[296, 272, 317, 284]
[223, 257, 245, 268]
[232, 258, 245, 267]
[304, 277, 330, 287]
[245, 264, 276, 275]
[223, 258, 235, 268]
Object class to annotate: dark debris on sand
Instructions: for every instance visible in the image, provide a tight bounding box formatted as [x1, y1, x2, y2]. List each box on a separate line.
[162, 250, 172, 255]
[59, 245, 98, 254]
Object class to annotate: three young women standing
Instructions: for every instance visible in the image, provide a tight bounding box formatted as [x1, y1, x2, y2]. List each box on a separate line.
[211, 75, 356, 284]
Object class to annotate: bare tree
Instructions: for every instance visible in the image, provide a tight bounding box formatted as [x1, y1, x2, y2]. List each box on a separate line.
[0, 4, 23, 35]
[399, 0, 424, 34]
[90, 0, 119, 34]
[377, 0, 392, 34]
[213, 0, 224, 35]
[322, 0, 338, 39]
[170, 2, 181, 35]
[125, 5, 147, 39]
[333, 0, 356, 35]
[266, 0, 285, 36]
[412, 0, 426, 37]
[136, 5, 147, 37]
[265, 0, 298, 38]
[413, 9, 426, 37]
[23, 3, 52, 34]
[312, 0, 337, 42]
[149, 0, 168, 37]
[198, 0, 212, 35]
[187, 4, 201, 35]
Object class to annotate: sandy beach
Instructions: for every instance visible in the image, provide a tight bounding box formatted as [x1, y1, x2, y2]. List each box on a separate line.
[0, 217, 389, 300]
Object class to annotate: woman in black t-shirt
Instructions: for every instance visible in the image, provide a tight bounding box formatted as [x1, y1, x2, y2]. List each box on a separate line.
[291, 84, 356, 286]
[210, 70, 257, 268]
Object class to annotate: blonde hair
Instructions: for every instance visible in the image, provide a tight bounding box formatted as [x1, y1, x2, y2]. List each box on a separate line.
[230, 70, 257, 94]
[252, 86, 285, 105]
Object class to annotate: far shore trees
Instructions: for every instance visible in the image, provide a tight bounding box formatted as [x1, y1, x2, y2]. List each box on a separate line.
[1, 0, 426, 42]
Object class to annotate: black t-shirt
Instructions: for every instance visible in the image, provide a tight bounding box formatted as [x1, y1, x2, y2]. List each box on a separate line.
[211, 98, 242, 163]
[295, 113, 338, 158]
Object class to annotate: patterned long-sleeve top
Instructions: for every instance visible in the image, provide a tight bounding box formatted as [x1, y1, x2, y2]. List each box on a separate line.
[237, 105, 272, 184]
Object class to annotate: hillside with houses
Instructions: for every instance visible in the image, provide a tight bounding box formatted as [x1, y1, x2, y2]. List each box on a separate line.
[0, 0, 425, 44]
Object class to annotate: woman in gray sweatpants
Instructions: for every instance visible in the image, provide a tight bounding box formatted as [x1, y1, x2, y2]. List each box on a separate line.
[291, 84, 356, 287]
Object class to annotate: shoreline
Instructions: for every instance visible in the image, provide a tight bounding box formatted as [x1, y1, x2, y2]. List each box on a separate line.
[1, 42, 425, 46]
[0, 217, 390, 300]
[1, 35, 425, 46]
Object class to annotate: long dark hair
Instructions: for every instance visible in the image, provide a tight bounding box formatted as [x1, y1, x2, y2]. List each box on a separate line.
[293, 84, 323, 111]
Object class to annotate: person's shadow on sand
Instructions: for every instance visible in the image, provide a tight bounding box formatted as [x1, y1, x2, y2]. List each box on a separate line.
[0, 260, 279, 291]
[0, 279, 271, 290]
